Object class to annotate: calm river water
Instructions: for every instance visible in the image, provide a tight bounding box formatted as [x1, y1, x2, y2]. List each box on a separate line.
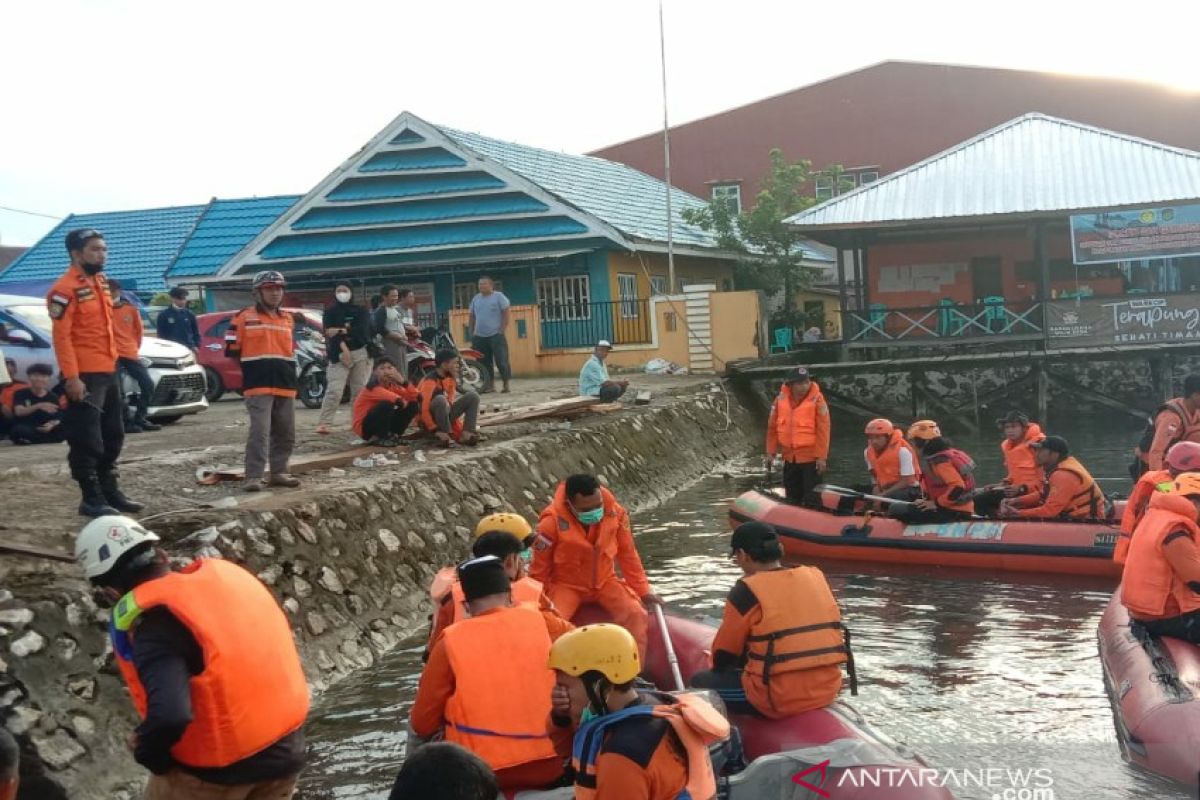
[297, 417, 1194, 800]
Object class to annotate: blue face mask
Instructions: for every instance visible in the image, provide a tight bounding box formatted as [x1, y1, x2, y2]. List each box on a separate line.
[519, 548, 533, 565]
[575, 507, 605, 526]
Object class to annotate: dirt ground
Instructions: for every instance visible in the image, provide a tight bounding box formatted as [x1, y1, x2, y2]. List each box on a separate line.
[0, 373, 719, 586]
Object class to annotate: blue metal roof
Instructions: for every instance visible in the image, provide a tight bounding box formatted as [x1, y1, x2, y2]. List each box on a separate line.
[0, 204, 207, 294]
[442, 127, 719, 249]
[168, 196, 300, 279]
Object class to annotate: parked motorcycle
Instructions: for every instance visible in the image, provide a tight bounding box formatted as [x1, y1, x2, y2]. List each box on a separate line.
[406, 326, 491, 393]
[296, 328, 328, 409]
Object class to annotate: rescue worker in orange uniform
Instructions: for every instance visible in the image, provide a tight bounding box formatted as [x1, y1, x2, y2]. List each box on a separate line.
[411, 556, 574, 791]
[1117, 441, 1200, 565]
[863, 418, 920, 501]
[417, 349, 481, 446]
[973, 410, 1044, 517]
[532, 473, 662, 661]
[424, 513, 567, 659]
[691, 522, 847, 718]
[108, 278, 161, 434]
[764, 367, 830, 505]
[1121, 474, 1200, 643]
[74, 516, 308, 798]
[351, 356, 419, 446]
[1001, 435, 1107, 520]
[894, 420, 976, 523]
[549, 623, 730, 800]
[1137, 374, 1200, 474]
[48, 228, 143, 517]
[226, 271, 302, 492]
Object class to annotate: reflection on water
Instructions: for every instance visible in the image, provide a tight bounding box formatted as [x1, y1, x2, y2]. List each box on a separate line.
[299, 417, 1192, 799]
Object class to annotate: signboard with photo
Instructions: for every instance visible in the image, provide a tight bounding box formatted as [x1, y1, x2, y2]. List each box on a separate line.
[1071, 204, 1200, 265]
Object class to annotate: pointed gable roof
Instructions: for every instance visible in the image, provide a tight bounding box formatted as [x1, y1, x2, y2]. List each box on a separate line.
[786, 113, 1200, 231]
[214, 112, 727, 279]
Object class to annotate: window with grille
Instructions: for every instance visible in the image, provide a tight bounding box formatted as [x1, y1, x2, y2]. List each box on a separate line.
[617, 273, 639, 319]
[858, 170, 879, 185]
[537, 275, 591, 320]
[711, 184, 742, 214]
[650, 276, 668, 296]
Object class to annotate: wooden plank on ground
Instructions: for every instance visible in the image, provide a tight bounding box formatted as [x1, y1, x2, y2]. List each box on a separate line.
[198, 445, 388, 483]
[0, 539, 76, 563]
[479, 396, 601, 427]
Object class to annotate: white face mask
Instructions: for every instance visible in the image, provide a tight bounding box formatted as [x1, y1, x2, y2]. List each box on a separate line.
[335, 291, 352, 303]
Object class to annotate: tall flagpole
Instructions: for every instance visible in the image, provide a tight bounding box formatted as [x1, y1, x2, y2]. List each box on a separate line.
[659, 0, 676, 294]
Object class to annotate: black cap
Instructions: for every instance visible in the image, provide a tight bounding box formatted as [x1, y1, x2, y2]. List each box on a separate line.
[457, 555, 511, 601]
[731, 522, 780, 556]
[784, 367, 811, 384]
[1031, 435, 1069, 457]
[996, 410, 1030, 427]
[64, 228, 103, 254]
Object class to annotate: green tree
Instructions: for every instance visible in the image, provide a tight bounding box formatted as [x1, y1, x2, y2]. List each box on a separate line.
[683, 149, 848, 316]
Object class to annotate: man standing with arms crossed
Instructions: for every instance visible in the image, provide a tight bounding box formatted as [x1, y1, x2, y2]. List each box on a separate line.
[47, 228, 143, 517]
[469, 276, 511, 394]
[225, 271, 302, 492]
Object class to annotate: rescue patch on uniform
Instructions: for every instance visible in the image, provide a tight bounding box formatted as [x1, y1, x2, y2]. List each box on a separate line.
[534, 533, 554, 551]
[48, 301, 67, 319]
[74, 287, 95, 302]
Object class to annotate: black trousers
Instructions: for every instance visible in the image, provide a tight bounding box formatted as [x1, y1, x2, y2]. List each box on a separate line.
[63, 372, 125, 481]
[889, 504, 973, 525]
[598, 383, 627, 402]
[117, 356, 155, 421]
[474, 334, 511, 384]
[1141, 609, 1200, 644]
[690, 669, 760, 716]
[10, 423, 66, 445]
[782, 461, 821, 505]
[360, 400, 419, 441]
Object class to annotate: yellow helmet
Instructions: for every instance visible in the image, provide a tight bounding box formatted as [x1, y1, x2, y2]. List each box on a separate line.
[907, 420, 942, 441]
[547, 623, 641, 684]
[1175, 473, 1200, 498]
[474, 512, 533, 541]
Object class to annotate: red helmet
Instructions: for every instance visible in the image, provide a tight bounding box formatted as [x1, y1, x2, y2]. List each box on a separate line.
[1166, 441, 1200, 472]
[864, 418, 894, 436]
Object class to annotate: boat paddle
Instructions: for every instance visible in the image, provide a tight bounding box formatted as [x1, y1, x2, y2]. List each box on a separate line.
[653, 604, 686, 692]
[815, 484, 914, 507]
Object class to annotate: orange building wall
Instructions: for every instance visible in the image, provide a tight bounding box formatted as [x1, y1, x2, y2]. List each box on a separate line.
[607, 251, 735, 299]
[710, 291, 763, 367]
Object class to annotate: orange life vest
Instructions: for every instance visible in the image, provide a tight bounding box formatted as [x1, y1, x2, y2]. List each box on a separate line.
[771, 383, 825, 454]
[226, 306, 298, 398]
[919, 449, 976, 511]
[1000, 422, 1045, 492]
[865, 429, 920, 490]
[1039, 456, 1104, 519]
[442, 604, 558, 771]
[741, 567, 847, 688]
[1121, 491, 1200, 620]
[571, 692, 729, 800]
[1116, 469, 1173, 564]
[418, 372, 464, 438]
[110, 559, 309, 768]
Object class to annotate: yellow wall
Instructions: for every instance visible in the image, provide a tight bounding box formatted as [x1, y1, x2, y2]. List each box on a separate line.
[607, 251, 735, 300]
[710, 291, 763, 368]
[794, 290, 842, 338]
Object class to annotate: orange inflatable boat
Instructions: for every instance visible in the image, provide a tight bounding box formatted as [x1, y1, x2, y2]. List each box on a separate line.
[730, 488, 1122, 578]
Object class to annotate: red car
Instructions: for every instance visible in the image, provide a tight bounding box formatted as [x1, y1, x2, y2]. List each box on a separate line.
[197, 309, 324, 402]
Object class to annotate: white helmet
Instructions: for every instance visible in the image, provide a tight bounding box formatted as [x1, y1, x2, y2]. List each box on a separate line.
[75, 516, 160, 580]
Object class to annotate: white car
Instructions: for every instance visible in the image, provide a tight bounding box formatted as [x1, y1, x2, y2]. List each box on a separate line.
[0, 293, 208, 423]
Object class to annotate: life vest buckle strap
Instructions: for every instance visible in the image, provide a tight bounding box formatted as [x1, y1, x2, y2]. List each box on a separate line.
[744, 621, 842, 642]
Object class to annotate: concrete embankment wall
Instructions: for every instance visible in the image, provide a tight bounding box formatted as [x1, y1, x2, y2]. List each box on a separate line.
[0, 387, 751, 800]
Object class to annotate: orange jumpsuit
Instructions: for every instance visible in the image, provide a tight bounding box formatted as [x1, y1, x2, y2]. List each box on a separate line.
[1116, 469, 1173, 564]
[531, 484, 652, 659]
[112, 300, 144, 360]
[47, 264, 118, 379]
[1012, 456, 1104, 519]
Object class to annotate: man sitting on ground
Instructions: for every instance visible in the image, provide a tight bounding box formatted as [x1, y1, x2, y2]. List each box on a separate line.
[352, 357, 420, 446]
[0, 358, 23, 439]
[1000, 435, 1107, 520]
[10, 363, 65, 446]
[691, 522, 847, 718]
[410, 556, 572, 791]
[579, 340, 628, 402]
[418, 350, 480, 447]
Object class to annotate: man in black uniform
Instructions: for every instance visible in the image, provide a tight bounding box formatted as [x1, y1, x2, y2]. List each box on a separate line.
[155, 287, 200, 353]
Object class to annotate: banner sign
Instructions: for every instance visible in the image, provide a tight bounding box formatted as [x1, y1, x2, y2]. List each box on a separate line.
[1046, 294, 1200, 348]
[1071, 204, 1200, 265]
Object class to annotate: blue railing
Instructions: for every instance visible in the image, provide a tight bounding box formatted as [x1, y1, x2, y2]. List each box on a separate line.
[539, 299, 653, 349]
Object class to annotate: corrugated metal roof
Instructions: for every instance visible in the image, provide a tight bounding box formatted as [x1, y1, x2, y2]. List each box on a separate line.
[0, 204, 207, 294]
[442, 127, 728, 250]
[787, 113, 1200, 230]
[168, 196, 300, 278]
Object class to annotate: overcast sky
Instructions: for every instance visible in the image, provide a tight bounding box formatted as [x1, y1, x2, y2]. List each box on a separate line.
[3, 0, 1199, 246]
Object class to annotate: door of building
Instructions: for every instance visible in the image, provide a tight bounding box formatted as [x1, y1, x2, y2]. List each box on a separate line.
[970, 257, 1004, 303]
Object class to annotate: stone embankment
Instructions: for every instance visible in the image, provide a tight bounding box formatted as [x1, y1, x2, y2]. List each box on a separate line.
[0, 385, 750, 799]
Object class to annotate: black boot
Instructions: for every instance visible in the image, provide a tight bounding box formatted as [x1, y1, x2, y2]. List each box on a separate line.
[78, 475, 118, 518]
[99, 470, 144, 513]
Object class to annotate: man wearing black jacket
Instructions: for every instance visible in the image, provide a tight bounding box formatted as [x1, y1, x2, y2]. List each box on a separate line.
[75, 515, 308, 799]
[317, 282, 373, 434]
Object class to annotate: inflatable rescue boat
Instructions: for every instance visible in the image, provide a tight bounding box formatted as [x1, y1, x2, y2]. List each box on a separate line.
[513, 609, 954, 799]
[729, 488, 1123, 578]
[1098, 592, 1200, 786]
